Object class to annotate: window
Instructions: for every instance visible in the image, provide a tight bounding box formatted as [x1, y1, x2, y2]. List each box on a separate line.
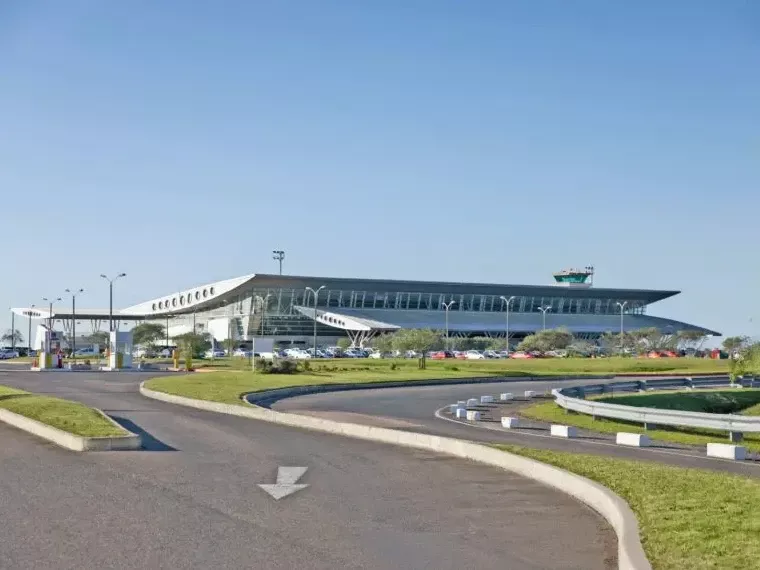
[172, 298, 177, 307]
[180, 296, 185, 306]
[158, 301, 163, 309]
[203, 289, 208, 298]
[210, 287, 215, 295]
[152, 303, 157, 311]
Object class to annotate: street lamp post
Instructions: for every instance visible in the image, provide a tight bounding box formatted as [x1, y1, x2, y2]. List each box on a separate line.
[65, 288, 84, 357]
[27, 304, 35, 355]
[9, 308, 15, 352]
[499, 295, 516, 354]
[100, 273, 126, 332]
[305, 286, 325, 355]
[442, 300, 456, 351]
[538, 305, 552, 330]
[272, 250, 285, 275]
[615, 301, 628, 354]
[42, 296, 61, 353]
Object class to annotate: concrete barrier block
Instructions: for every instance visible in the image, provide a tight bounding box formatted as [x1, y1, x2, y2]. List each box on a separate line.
[616, 432, 651, 447]
[501, 417, 519, 428]
[455, 408, 468, 419]
[466, 398, 479, 407]
[457, 400, 466, 406]
[465, 410, 481, 421]
[480, 395, 494, 404]
[524, 390, 537, 398]
[550, 425, 577, 438]
[500, 393, 514, 401]
[706, 443, 746, 461]
[449, 404, 462, 413]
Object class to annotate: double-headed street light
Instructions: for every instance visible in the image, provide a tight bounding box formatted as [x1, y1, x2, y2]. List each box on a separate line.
[615, 301, 628, 354]
[100, 273, 126, 332]
[65, 288, 84, 356]
[305, 286, 325, 356]
[442, 300, 457, 351]
[537, 305, 552, 330]
[499, 295, 516, 354]
[41, 296, 61, 352]
[27, 304, 35, 355]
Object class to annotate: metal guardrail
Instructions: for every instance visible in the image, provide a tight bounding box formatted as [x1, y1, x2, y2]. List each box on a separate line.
[553, 376, 760, 435]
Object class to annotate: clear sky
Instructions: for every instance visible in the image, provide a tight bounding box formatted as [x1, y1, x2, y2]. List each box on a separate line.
[1, 0, 758, 341]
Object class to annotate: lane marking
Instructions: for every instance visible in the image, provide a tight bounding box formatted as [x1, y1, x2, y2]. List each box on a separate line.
[433, 406, 760, 470]
[258, 466, 309, 500]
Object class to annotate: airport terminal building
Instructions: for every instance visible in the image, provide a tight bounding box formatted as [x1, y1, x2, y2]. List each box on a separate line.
[13, 269, 719, 349]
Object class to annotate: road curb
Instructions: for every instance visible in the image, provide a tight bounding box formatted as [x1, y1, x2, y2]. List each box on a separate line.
[140, 382, 650, 570]
[245, 374, 615, 407]
[0, 407, 142, 451]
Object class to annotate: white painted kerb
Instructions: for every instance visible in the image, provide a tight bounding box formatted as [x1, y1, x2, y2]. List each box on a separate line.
[0, 408, 141, 451]
[139, 382, 651, 570]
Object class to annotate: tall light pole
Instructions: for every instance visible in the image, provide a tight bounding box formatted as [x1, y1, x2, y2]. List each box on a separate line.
[272, 250, 285, 275]
[538, 305, 552, 330]
[8, 308, 15, 352]
[499, 295, 516, 354]
[27, 304, 35, 355]
[442, 300, 456, 351]
[65, 288, 84, 357]
[100, 273, 126, 332]
[615, 301, 628, 350]
[305, 286, 325, 354]
[255, 293, 274, 336]
[42, 296, 61, 352]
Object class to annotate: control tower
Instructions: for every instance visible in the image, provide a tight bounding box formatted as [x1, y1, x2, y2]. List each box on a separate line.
[552, 266, 595, 288]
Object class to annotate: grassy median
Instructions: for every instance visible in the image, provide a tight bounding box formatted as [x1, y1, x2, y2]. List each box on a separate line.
[497, 445, 760, 570]
[145, 357, 728, 406]
[0, 385, 125, 437]
[521, 392, 760, 452]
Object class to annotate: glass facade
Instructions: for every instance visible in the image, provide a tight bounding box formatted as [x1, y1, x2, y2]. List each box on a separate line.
[191, 285, 649, 338]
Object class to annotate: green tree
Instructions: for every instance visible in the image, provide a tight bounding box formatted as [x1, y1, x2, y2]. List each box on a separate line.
[90, 331, 110, 348]
[675, 330, 707, 351]
[391, 329, 442, 368]
[1, 329, 24, 348]
[517, 327, 574, 354]
[131, 323, 165, 347]
[372, 333, 395, 354]
[336, 337, 351, 350]
[173, 332, 212, 358]
[723, 336, 749, 356]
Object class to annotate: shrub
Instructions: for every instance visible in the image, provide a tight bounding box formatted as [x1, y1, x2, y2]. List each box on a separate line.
[302, 360, 311, 372]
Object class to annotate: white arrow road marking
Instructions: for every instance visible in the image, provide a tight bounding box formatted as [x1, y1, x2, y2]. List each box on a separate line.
[258, 466, 309, 500]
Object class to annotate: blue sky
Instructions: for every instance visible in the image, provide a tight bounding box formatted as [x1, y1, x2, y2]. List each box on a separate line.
[1, 0, 758, 340]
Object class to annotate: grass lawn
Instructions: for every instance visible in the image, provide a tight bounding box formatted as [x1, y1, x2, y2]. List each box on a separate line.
[0, 385, 125, 437]
[194, 355, 728, 376]
[496, 445, 760, 570]
[596, 389, 760, 414]
[521, 397, 760, 452]
[145, 356, 728, 407]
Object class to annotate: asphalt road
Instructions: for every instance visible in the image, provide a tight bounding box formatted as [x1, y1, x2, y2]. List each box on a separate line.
[0, 369, 616, 570]
[271, 378, 760, 478]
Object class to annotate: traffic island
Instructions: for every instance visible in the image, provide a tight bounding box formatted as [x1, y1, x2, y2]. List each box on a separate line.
[0, 385, 141, 451]
[497, 444, 760, 570]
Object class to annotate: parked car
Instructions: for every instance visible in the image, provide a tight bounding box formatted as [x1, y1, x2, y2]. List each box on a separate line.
[509, 351, 534, 359]
[72, 347, 99, 358]
[0, 349, 20, 359]
[465, 350, 486, 360]
[233, 348, 253, 357]
[342, 348, 364, 358]
[204, 349, 226, 358]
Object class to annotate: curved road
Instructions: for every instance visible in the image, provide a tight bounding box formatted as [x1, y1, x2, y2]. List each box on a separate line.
[271, 377, 760, 478]
[0, 368, 616, 570]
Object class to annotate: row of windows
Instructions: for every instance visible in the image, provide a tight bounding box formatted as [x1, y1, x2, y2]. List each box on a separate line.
[152, 286, 216, 311]
[249, 288, 647, 316]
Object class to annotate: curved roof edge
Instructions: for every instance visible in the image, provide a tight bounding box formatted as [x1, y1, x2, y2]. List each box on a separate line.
[120, 273, 257, 316]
